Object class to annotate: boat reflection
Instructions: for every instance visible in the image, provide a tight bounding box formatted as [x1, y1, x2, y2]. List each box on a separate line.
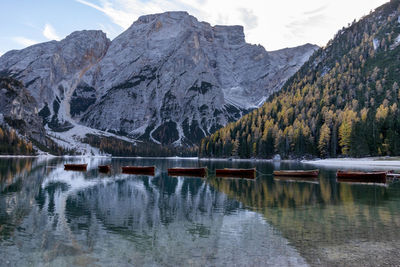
[274, 176, 319, 184]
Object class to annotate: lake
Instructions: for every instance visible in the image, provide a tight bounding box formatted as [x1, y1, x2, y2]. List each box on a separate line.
[0, 157, 400, 266]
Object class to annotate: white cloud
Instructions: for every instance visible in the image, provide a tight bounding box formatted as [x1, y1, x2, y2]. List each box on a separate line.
[12, 36, 39, 47]
[98, 23, 120, 38]
[75, 0, 389, 50]
[75, 0, 135, 29]
[43, 23, 61, 41]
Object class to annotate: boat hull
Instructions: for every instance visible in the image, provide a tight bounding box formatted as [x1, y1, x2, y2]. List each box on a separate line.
[64, 164, 87, 171]
[122, 166, 155, 175]
[215, 168, 256, 179]
[273, 170, 319, 177]
[168, 168, 207, 177]
[98, 165, 111, 173]
[336, 171, 386, 183]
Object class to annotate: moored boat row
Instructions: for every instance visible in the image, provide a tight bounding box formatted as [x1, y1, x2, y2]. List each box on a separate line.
[62, 164, 396, 184]
[63, 164, 256, 179]
[272, 169, 394, 185]
[64, 164, 156, 175]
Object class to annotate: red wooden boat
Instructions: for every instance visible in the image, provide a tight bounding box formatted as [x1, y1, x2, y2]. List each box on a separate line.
[98, 165, 111, 173]
[122, 166, 155, 175]
[336, 170, 387, 183]
[215, 168, 256, 179]
[64, 164, 87, 171]
[273, 169, 319, 177]
[167, 167, 208, 177]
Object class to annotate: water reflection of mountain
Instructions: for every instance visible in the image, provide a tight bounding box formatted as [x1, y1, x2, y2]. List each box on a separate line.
[0, 160, 309, 266]
[66, 175, 230, 235]
[61, 174, 307, 266]
[208, 175, 400, 266]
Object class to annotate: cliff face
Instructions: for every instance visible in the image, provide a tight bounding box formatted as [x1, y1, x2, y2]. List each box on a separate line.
[0, 77, 46, 144]
[0, 11, 317, 148]
[0, 30, 111, 132]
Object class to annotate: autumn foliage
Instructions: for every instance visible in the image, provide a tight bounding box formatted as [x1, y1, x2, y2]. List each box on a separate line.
[200, 1, 400, 158]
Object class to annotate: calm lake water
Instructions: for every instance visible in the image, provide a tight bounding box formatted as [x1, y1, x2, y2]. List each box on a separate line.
[1, 157, 400, 266]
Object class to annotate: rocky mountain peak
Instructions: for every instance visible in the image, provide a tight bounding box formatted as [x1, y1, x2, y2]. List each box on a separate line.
[137, 11, 191, 23]
[64, 29, 109, 42]
[0, 11, 318, 150]
[213, 25, 245, 45]
[125, 11, 246, 47]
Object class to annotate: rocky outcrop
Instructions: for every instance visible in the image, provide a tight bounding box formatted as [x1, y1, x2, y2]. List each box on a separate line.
[0, 77, 46, 144]
[0, 30, 110, 132]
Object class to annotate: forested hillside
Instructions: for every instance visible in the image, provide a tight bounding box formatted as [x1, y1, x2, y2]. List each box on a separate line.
[200, 0, 400, 158]
[0, 126, 34, 155]
[83, 134, 198, 157]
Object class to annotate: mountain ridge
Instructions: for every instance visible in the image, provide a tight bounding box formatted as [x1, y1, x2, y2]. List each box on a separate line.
[0, 11, 318, 154]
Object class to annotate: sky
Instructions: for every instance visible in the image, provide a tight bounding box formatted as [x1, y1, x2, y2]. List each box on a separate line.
[0, 0, 390, 56]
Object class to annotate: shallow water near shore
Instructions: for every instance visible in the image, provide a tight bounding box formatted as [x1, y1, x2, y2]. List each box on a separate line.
[1, 157, 400, 266]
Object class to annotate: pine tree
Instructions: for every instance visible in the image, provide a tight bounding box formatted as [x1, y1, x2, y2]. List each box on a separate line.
[318, 123, 331, 157]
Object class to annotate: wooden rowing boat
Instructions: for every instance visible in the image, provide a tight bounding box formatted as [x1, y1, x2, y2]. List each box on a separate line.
[336, 170, 387, 183]
[122, 166, 155, 175]
[167, 167, 207, 177]
[64, 164, 87, 171]
[215, 168, 256, 179]
[273, 169, 319, 177]
[98, 165, 111, 173]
